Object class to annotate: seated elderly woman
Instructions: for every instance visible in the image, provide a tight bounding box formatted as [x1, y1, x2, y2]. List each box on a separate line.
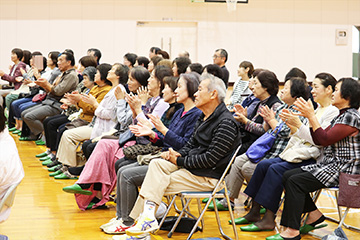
[61, 66, 170, 210]
[100, 73, 202, 235]
[212, 76, 309, 212]
[266, 78, 360, 240]
[0, 106, 24, 223]
[49, 63, 129, 179]
[238, 73, 338, 232]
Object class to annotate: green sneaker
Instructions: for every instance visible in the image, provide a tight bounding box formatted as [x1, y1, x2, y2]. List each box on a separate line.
[8, 127, 17, 132]
[12, 129, 21, 134]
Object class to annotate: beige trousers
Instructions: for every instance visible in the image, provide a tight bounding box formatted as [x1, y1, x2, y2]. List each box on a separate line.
[129, 158, 218, 220]
[57, 125, 93, 167]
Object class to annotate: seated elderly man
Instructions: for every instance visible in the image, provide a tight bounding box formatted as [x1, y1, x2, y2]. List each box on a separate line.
[20, 52, 78, 140]
[116, 73, 241, 239]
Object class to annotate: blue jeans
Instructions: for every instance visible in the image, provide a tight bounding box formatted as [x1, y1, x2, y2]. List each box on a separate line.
[244, 157, 315, 213]
[11, 98, 37, 119]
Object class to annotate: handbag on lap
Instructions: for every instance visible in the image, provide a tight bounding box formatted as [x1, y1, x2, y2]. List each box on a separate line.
[246, 122, 284, 163]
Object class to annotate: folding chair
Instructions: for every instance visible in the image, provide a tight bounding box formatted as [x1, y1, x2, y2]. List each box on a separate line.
[0, 181, 21, 221]
[158, 144, 242, 240]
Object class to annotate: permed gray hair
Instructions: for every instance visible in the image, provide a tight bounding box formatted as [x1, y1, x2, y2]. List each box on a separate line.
[200, 73, 226, 102]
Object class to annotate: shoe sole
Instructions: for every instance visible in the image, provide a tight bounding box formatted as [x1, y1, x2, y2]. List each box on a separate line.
[126, 227, 159, 236]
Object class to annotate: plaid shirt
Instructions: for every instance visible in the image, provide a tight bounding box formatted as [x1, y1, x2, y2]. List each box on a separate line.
[302, 108, 360, 187]
[264, 104, 307, 159]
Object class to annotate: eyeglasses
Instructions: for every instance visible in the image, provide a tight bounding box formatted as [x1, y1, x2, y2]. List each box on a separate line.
[212, 55, 221, 59]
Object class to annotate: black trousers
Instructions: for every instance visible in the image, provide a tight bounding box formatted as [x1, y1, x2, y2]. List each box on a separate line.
[82, 140, 98, 160]
[280, 168, 326, 229]
[43, 114, 69, 151]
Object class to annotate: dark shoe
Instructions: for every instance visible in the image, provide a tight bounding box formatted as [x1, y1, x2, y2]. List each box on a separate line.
[63, 184, 92, 195]
[240, 223, 274, 232]
[49, 170, 63, 177]
[229, 217, 252, 225]
[300, 215, 327, 234]
[47, 160, 60, 168]
[266, 233, 301, 240]
[54, 171, 78, 179]
[48, 164, 62, 172]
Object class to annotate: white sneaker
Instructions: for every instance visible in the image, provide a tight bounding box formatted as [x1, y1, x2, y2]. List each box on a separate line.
[112, 234, 150, 240]
[126, 215, 159, 236]
[104, 219, 134, 234]
[100, 217, 118, 230]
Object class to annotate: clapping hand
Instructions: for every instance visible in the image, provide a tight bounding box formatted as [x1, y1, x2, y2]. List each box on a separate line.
[293, 97, 315, 119]
[233, 104, 248, 124]
[137, 86, 150, 105]
[81, 94, 98, 107]
[114, 85, 125, 100]
[148, 114, 167, 134]
[129, 121, 153, 137]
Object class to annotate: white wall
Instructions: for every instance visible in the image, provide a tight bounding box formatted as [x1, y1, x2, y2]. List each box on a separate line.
[0, 0, 359, 82]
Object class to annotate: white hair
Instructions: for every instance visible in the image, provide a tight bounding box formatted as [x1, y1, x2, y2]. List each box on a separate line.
[200, 73, 226, 102]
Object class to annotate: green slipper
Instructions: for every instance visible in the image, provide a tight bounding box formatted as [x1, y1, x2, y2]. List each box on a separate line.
[202, 198, 209, 203]
[49, 170, 63, 177]
[260, 207, 266, 214]
[35, 140, 46, 145]
[17, 131, 22, 136]
[240, 223, 274, 232]
[63, 184, 92, 195]
[208, 199, 232, 211]
[48, 164, 62, 172]
[86, 202, 95, 210]
[42, 159, 53, 165]
[54, 172, 78, 180]
[266, 233, 301, 240]
[229, 217, 253, 225]
[12, 130, 21, 134]
[19, 137, 36, 141]
[35, 152, 48, 158]
[8, 127, 17, 132]
[39, 156, 51, 161]
[299, 223, 328, 234]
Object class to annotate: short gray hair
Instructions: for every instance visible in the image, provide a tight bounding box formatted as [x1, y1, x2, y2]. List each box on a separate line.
[200, 73, 226, 102]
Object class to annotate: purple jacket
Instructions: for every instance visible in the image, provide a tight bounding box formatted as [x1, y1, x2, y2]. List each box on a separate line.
[1, 62, 26, 90]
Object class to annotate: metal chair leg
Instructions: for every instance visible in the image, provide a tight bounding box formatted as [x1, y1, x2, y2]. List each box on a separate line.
[224, 185, 239, 240]
[168, 198, 192, 238]
[158, 195, 177, 229]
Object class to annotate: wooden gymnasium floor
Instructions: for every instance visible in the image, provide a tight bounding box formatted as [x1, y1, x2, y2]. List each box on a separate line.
[1, 131, 360, 239]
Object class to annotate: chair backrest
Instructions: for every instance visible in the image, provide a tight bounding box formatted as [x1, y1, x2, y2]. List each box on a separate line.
[0, 181, 21, 212]
[211, 144, 242, 195]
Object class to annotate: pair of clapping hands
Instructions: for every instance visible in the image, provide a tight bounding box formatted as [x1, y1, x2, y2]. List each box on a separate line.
[233, 97, 314, 130]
